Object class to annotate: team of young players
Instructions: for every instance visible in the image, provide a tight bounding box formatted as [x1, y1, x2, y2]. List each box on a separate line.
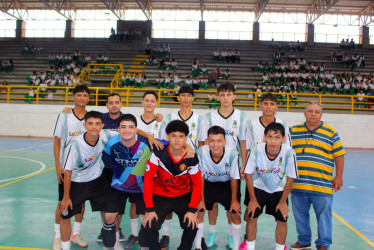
[53, 83, 298, 250]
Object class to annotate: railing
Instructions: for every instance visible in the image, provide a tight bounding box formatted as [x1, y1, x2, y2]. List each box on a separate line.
[1, 86, 373, 114]
[73, 63, 124, 87]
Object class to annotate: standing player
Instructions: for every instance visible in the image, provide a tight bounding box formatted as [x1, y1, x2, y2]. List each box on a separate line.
[60, 111, 118, 250]
[102, 114, 151, 250]
[53, 85, 90, 250]
[244, 122, 298, 250]
[204, 82, 248, 248]
[195, 126, 242, 250]
[241, 93, 291, 248]
[139, 120, 202, 250]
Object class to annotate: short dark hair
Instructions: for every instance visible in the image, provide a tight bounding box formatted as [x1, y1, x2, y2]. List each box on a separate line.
[73, 85, 90, 95]
[208, 125, 226, 137]
[107, 93, 121, 102]
[178, 85, 194, 95]
[118, 113, 137, 127]
[217, 82, 235, 94]
[165, 120, 189, 136]
[143, 90, 158, 100]
[261, 93, 277, 103]
[84, 111, 103, 122]
[264, 122, 285, 136]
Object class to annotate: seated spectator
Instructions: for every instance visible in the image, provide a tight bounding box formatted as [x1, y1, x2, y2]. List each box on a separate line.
[199, 76, 208, 90]
[185, 75, 193, 88]
[145, 44, 151, 55]
[234, 49, 240, 63]
[201, 64, 208, 75]
[0, 80, 8, 92]
[170, 59, 178, 72]
[192, 76, 199, 90]
[24, 87, 35, 103]
[212, 48, 220, 61]
[223, 69, 231, 79]
[356, 89, 366, 108]
[208, 70, 217, 87]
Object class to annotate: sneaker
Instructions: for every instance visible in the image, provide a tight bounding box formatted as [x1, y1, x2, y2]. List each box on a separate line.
[289, 241, 312, 250]
[53, 238, 62, 250]
[97, 231, 103, 243]
[159, 235, 170, 249]
[205, 233, 218, 248]
[71, 234, 88, 248]
[227, 235, 233, 249]
[119, 228, 125, 242]
[114, 242, 124, 250]
[201, 237, 208, 250]
[123, 234, 139, 248]
[239, 239, 246, 250]
[316, 246, 328, 250]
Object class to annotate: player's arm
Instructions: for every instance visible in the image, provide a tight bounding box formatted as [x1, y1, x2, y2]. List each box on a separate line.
[333, 155, 344, 192]
[142, 156, 159, 228]
[239, 139, 247, 180]
[137, 128, 163, 150]
[275, 176, 294, 220]
[61, 169, 73, 214]
[54, 136, 64, 183]
[229, 177, 241, 214]
[183, 144, 195, 158]
[155, 113, 163, 122]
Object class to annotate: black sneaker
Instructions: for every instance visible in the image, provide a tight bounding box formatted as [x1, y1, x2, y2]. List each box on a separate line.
[97, 231, 103, 242]
[159, 235, 170, 249]
[201, 237, 208, 250]
[119, 228, 125, 242]
[123, 234, 139, 248]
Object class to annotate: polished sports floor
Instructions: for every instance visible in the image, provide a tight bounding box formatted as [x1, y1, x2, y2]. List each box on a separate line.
[0, 138, 373, 250]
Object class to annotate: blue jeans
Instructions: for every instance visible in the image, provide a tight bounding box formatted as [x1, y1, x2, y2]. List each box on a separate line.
[291, 192, 333, 248]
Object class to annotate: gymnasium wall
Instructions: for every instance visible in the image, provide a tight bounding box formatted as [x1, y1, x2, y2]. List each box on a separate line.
[0, 104, 373, 149]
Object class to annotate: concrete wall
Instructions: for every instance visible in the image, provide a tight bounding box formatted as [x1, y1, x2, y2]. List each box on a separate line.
[0, 104, 373, 149]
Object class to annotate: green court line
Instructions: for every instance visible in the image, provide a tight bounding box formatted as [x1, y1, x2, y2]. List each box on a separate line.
[0, 167, 54, 188]
[332, 211, 374, 248]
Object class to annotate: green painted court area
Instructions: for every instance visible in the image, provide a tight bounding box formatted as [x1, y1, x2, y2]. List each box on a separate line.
[0, 143, 373, 250]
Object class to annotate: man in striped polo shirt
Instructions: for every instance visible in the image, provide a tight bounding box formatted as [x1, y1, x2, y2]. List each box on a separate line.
[289, 102, 345, 250]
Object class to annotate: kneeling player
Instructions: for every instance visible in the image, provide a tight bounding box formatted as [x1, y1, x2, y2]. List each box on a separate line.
[60, 111, 117, 250]
[139, 120, 202, 250]
[101, 114, 151, 249]
[195, 126, 241, 250]
[244, 122, 298, 250]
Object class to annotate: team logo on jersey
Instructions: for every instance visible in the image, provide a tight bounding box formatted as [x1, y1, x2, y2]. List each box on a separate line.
[145, 164, 150, 172]
[179, 164, 187, 171]
[137, 148, 144, 155]
[69, 131, 84, 137]
[278, 157, 282, 164]
[188, 134, 195, 139]
[101, 139, 106, 146]
[224, 163, 229, 169]
[85, 152, 101, 162]
[232, 120, 238, 128]
[154, 124, 159, 130]
[191, 123, 196, 129]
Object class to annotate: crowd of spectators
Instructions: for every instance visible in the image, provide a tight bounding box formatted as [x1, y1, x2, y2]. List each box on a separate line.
[339, 38, 356, 50]
[0, 59, 14, 74]
[212, 48, 240, 63]
[109, 27, 142, 42]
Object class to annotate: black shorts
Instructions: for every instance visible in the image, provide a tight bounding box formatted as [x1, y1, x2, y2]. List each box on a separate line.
[58, 173, 64, 201]
[61, 175, 109, 219]
[245, 187, 288, 222]
[105, 187, 145, 215]
[204, 180, 240, 211]
[102, 167, 114, 184]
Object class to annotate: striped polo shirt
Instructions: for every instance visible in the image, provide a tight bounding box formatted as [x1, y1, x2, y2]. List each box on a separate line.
[290, 122, 345, 196]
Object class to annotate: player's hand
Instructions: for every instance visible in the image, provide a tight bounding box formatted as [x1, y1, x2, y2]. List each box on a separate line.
[142, 211, 158, 228]
[183, 212, 198, 230]
[62, 107, 72, 114]
[333, 176, 343, 192]
[247, 200, 260, 219]
[240, 168, 245, 180]
[230, 200, 242, 214]
[147, 136, 163, 150]
[183, 144, 195, 158]
[197, 200, 206, 213]
[275, 202, 288, 220]
[155, 113, 163, 122]
[61, 197, 72, 216]
[55, 164, 64, 184]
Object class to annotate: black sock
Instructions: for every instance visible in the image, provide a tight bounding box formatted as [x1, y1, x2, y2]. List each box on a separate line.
[102, 222, 116, 247]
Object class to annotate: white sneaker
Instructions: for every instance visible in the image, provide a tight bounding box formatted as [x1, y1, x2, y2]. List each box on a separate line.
[70, 234, 88, 247]
[53, 238, 62, 250]
[114, 242, 124, 250]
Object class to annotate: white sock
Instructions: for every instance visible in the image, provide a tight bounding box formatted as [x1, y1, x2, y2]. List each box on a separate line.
[55, 223, 61, 239]
[243, 220, 247, 235]
[275, 243, 285, 250]
[61, 240, 70, 250]
[131, 218, 139, 237]
[163, 219, 171, 236]
[232, 223, 242, 249]
[195, 223, 204, 249]
[228, 223, 232, 236]
[209, 225, 216, 234]
[116, 231, 120, 244]
[72, 222, 81, 236]
[247, 240, 255, 250]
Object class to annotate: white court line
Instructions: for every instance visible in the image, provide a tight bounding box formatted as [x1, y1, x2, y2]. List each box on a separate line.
[0, 156, 46, 183]
[0, 142, 53, 153]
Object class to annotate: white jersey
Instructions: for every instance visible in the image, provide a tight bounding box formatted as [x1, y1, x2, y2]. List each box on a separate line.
[246, 117, 291, 150]
[161, 111, 207, 151]
[137, 116, 166, 139]
[63, 130, 117, 182]
[53, 111, 86, 166]
[197, 145, 240, 182]
[205, 109, 248, 153]
[245, 143, 298, 193]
